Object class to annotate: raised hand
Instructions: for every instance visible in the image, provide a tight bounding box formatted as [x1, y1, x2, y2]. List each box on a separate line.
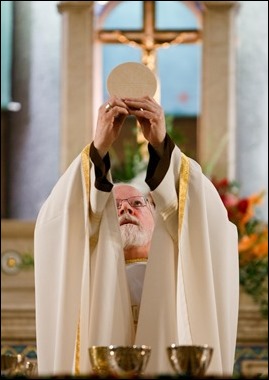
[123, 96, 166, 156]
[94, 97, 129, 158]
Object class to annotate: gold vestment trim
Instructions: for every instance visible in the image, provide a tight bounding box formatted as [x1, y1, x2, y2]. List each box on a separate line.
[125, 258, 148, 264]
[81, 144, 91, 199]
[74, 144, 91, 375]
[178, 153, 190, 235]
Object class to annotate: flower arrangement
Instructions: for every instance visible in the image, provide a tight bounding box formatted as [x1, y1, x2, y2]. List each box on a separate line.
[212, 178, 268, 318]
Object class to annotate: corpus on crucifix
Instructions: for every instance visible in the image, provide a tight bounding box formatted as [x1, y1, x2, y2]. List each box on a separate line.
[98, 2, 201, 71]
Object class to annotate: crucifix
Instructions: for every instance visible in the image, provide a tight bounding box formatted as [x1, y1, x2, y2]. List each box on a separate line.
[97, 1, 201, 71]
[97, 1, 202, 157]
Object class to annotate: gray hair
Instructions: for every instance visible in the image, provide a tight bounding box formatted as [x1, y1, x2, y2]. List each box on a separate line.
[113, 180, 156, 213]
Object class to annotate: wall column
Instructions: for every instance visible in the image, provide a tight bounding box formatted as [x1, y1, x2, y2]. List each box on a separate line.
[199, 1, 239, 179]
[57, 1, 94, 172]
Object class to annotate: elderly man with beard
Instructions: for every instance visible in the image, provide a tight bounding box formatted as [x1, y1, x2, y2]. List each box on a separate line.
[113, 183, 156, 328]
[34, 95, 239, 377]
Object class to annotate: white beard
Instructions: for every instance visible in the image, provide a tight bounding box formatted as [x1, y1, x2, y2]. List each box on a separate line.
[120, 223, 152, 249]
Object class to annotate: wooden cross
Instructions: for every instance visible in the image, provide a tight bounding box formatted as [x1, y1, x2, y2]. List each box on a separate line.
[97, 1, 202, 72]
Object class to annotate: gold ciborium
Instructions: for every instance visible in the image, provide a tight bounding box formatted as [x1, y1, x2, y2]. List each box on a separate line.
[89, 345, 151, 377]
[167, 344, 213, 377]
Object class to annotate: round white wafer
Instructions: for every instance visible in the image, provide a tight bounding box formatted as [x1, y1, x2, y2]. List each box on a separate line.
[107, 62, 157, 98]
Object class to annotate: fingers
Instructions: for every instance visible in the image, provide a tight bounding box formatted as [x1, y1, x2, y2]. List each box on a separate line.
[94, 97, 129, 158]
[123, 96, 164, 125]
[102, 96, 129, 116]
[123, 96, 158, 114]
[123, 96, 166, 154]
[105, 102, 113, 112]
[102, 96, 157, 117]
[95, 96, 165, 157]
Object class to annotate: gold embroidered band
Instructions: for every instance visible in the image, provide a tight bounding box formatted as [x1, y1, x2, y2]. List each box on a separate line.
[178, 153, 190, 235]
[125, 258, 148, 264]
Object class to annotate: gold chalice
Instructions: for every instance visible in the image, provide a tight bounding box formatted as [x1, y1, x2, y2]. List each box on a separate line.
[167, 344, 213, 377]
[89, 345, 151, 377]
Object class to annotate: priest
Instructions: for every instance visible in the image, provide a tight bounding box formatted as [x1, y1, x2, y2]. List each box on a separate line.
[34, 95, 239, 377]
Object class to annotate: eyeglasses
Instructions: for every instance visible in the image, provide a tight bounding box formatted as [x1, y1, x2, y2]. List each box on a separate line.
[115, 196, 149, 209]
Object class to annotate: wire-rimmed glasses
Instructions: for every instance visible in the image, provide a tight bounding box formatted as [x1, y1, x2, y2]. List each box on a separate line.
[115, 196, 149, 209]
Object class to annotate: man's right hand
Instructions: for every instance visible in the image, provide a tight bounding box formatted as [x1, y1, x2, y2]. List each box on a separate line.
[93, 97, 129, 158]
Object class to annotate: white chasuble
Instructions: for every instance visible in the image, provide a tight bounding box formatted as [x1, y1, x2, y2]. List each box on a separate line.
[34, 144, 239, 377]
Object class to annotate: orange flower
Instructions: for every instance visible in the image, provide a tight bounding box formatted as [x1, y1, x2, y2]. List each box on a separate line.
[252, 240, 268, 258]
[238, 234, 258, 252]
[238, 192, 265, 232]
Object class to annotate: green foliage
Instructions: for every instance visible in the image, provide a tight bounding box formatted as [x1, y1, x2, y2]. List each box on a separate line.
[110, 140, 147, 182]
[19, 252, 34, 269]
[240, 258, 268, 318]
[165, 114, 185, 146]
[111, 115, 184, 182]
